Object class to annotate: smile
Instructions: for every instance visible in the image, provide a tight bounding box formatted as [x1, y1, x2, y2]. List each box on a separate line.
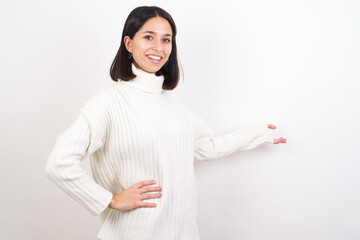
[147, 55, 162, 60]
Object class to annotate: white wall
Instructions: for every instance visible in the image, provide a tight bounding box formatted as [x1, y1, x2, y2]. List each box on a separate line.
[1, 0, 359, 239]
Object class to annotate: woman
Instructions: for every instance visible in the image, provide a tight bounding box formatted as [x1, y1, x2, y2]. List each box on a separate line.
[45, 6, 286, 240]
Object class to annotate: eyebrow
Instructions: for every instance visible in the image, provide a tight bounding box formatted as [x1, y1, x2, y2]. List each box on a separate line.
[142, 31, 172, 37]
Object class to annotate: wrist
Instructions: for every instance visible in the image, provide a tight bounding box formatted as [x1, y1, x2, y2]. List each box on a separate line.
[108, 197, 115, 208]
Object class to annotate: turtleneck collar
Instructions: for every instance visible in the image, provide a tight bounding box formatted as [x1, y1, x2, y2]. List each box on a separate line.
[120, 64, 165, 94]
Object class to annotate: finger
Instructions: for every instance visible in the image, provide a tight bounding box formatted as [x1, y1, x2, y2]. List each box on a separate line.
[140, 193, 162, 200]
[268, 123, 277, 129]
[274, 137, 287, 144]
[139, 201, 157, 208]
[132, 180, 156, 189]
[139, 186, 162, 194]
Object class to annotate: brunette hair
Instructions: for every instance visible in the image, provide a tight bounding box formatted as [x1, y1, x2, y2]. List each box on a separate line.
[109, 6, 179, 90]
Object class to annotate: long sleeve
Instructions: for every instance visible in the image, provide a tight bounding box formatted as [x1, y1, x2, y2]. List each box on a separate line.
[45, 87, 114, 216]
[185, 109, 274, 161]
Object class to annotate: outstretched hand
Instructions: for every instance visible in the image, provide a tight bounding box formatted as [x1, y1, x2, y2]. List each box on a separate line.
[267, 123, 287, 144]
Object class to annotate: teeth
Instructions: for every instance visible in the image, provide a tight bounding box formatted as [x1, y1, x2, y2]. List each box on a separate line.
[148, 55, 161, 60]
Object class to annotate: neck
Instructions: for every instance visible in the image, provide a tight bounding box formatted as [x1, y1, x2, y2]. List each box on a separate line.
[121, 64, 165, 94]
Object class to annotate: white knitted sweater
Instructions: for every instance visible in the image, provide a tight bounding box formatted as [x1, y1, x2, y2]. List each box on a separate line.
[45, 64, 274, 240]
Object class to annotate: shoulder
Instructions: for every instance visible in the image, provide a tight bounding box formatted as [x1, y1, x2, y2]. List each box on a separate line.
[167, 96, 202, 127]
[80, 85, 119, 121]
[84, 84, 119, 107]
[162, 92, 192, 115]
[88, 84, 117, 101]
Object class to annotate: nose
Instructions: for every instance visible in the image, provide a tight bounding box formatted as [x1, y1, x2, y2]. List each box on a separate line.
[152, 38, 163, 52]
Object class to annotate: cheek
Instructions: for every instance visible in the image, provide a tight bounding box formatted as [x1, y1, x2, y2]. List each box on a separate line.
[133, 42, 148, 55]
[165, 45, 172, 56]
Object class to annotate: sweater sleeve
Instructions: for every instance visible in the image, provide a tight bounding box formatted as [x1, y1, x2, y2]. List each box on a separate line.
[185, 109, 274, 161]
[45, 87, 114, 216]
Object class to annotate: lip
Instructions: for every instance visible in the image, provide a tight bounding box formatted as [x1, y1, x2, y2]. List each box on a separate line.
[147, 54, 163, 59]
[146, 54, 163, 64]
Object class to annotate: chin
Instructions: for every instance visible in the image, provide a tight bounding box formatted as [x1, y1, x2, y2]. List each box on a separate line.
[147, 66, 164, 74]
[136, 61, 166, 74]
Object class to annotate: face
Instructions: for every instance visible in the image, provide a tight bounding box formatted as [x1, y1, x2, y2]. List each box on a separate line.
[124, 17, 173, 74]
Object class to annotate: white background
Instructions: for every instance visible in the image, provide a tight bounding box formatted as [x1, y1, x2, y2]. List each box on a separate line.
[1, 0, 359, 239]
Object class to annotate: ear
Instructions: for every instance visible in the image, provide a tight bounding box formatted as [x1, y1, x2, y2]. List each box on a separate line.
[124, 36, 133, 53]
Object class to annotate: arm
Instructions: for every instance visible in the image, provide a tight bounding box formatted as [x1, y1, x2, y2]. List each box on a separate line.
[186, 110, 274, 161]
[194, 121, 274, 161]
[45, 87, 113, 216]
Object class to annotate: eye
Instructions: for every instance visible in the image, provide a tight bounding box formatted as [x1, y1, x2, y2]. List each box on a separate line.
[163, 38, 171, 43]
[144, 35, 153, 40]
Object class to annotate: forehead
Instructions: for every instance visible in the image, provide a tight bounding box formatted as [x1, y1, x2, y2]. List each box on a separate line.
[138, 17, 172, 36]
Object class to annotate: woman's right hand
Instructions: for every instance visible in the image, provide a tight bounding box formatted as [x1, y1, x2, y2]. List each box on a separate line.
[108, 180, 162, 211]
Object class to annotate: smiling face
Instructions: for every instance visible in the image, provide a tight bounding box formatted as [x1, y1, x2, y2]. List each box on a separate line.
[124, 16, 173, 74]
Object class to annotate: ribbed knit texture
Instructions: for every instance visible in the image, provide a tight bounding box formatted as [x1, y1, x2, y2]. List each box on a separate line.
[45, 64, 274, 240]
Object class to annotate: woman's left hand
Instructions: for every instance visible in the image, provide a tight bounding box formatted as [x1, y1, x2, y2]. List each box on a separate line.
[267, 123, 287, 144]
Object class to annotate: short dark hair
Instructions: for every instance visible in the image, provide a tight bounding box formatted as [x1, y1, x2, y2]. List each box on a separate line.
[109, 6, 180, 90]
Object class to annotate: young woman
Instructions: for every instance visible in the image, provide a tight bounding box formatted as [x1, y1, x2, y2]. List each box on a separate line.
[45, 6, 286, 240]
